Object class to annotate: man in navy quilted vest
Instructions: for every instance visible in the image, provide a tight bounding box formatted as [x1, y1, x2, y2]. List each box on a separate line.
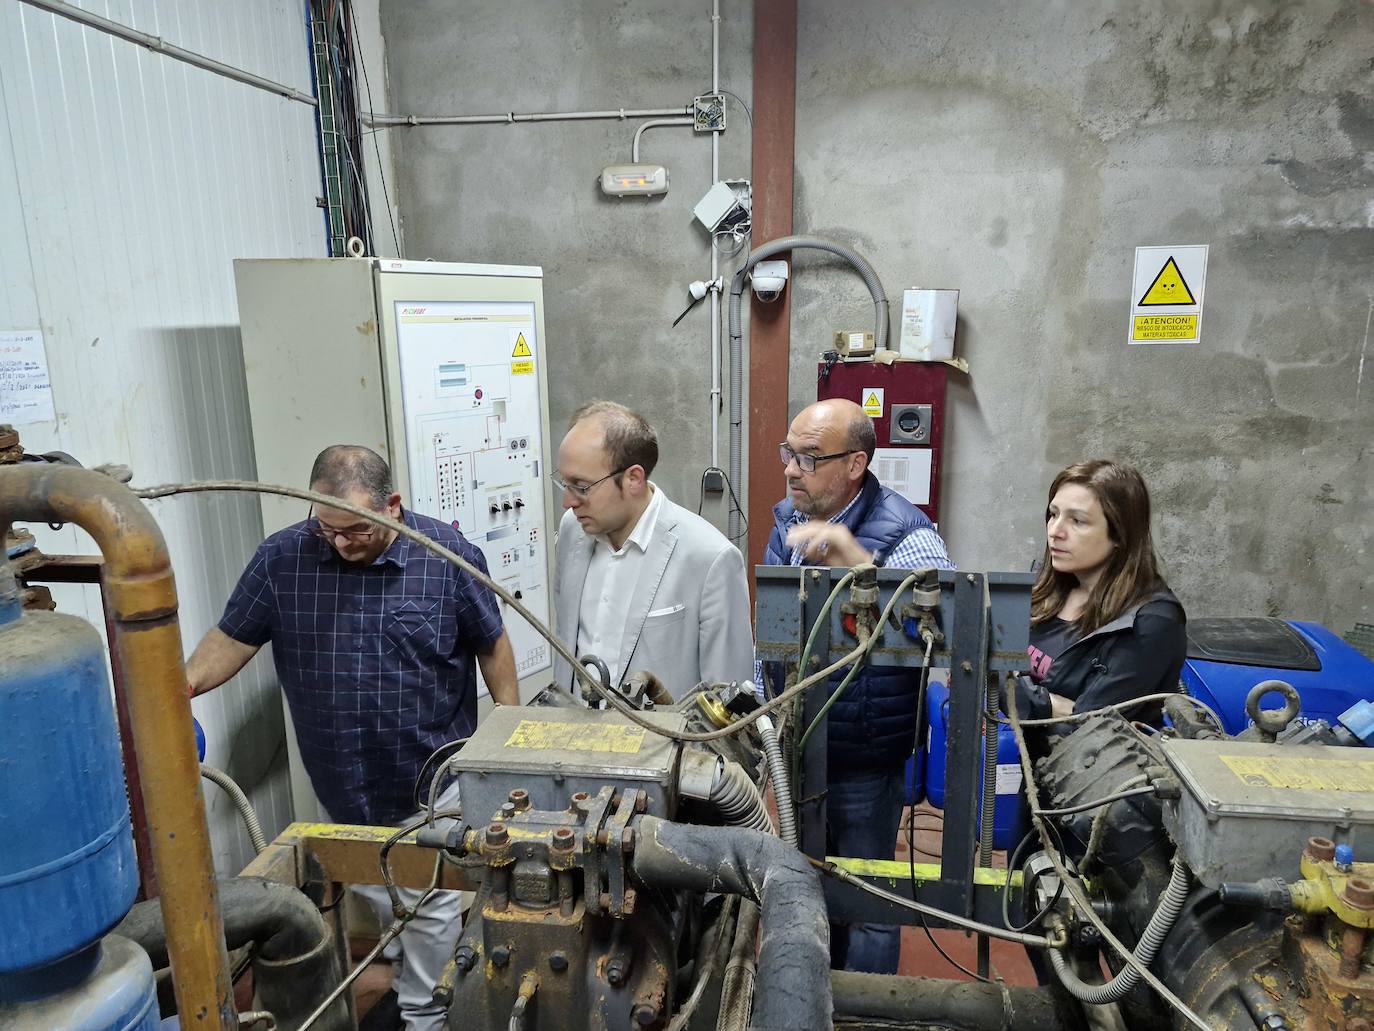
[763, 398, 954, 974]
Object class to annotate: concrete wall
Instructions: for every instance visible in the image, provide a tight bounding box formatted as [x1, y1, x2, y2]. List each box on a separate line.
[791, 0, 1373, 628]
[382, 0, 1372, 629]
[380, 0, 754, 523]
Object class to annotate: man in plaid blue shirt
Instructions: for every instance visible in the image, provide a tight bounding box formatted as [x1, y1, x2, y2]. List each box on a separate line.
[762, 398, 953, 977]
[188, 444, 516, 1031]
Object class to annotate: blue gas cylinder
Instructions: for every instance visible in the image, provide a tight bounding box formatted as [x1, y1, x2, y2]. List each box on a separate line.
[0, 935, 158, 1030]
[0, 602, 138, 996]
[924, 680, 1029, 851]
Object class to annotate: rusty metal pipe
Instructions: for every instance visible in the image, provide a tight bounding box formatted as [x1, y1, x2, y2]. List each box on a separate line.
[0, 465, 236, 1031]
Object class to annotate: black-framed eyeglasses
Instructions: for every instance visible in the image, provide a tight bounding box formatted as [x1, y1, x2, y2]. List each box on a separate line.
[307, 511, 380, 543]
[778, 443, 857, 474]
[549, 467, 629, 499]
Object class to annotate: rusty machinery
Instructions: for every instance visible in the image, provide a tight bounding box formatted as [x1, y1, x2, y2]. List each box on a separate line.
[11, 457, 1374, 1031]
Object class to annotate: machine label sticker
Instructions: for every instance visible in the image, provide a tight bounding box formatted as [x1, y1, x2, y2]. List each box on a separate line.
[510, 360, 535, 375]
[1128, 245, 1207, 345]
[505, 719, 646, 753]
[511, 333, 532, 358]
[862, 388, 884, 418]
[1220, 754, 1374, 793]
[995, 763, 1023, 793]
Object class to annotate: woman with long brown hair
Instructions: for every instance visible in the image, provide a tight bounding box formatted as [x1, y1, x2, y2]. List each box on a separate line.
[1022, 459, 1186, 722]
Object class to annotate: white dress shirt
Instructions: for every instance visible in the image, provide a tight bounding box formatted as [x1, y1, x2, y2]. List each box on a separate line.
[576, 484, 666, 686]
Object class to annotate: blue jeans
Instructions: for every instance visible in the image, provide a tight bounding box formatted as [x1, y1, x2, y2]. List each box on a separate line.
[826, 765, 906, 974]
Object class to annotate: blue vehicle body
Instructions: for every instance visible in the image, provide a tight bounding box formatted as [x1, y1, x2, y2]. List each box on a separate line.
[1182, 618, 1374, 735]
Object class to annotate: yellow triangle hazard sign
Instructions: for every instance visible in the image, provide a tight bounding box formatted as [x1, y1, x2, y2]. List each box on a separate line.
[511, 334, 532, 358]
[1138, 257, 1196, 306]
[865, 392, 879, 408]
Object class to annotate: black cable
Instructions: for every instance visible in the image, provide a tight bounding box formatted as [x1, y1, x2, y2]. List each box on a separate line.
[697, 466, 748, 541]
[1001, 824, 1066, 935]
[412, 737, 469, 811]
[715, 88, 753, 129]
[346, 0, 401, 255]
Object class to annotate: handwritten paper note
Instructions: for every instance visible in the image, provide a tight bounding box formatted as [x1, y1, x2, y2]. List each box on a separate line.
[0, 330, 56, 425]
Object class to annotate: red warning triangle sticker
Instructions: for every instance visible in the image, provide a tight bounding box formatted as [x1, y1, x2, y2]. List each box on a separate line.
[1138, 257, 1197, 306]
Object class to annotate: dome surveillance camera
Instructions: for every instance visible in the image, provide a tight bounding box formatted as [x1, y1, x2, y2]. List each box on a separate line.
[749, 260, 789, 303]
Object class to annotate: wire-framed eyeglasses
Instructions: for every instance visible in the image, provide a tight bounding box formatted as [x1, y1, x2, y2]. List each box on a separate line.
[549, 467, 629, 499]
[778, 443, 857, 474]
[307, 512, 381, 543]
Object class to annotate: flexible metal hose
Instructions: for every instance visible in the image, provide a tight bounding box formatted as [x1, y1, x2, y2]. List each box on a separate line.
[715, 900, 760, 1031]
[979, 676, 999, 866]
[727, 235, 891, 538]
[1047, 860, 1191, 1005]
[710, 760, 774, 835]
[200, 763, 268, 854]
[754, 715, 795, 847]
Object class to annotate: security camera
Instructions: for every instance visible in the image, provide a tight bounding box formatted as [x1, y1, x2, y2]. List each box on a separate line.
[750, 260, 789, 303]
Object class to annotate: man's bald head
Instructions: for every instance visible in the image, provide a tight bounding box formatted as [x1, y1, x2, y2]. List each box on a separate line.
[782, 398, 876, 519]
[793, 399, 876, 463]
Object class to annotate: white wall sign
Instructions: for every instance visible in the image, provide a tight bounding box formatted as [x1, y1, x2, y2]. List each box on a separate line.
[1129, 245, 1208, 345]
[873, 446, 931, 506]
[0, 330, 56, 424]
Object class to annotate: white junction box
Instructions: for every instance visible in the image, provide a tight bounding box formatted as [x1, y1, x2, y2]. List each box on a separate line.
[234, 257, 557, 818]
[899, 288, 959, 361]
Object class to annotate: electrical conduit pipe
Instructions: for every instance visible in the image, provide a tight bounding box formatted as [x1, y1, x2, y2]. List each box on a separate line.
[728, 236, 891, 539]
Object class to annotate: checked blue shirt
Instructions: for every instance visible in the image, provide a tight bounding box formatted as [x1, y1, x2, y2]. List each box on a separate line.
[219, 508, 505, 825]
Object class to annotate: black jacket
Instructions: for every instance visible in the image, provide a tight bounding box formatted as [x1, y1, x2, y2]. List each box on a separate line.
[1017, 588, 1187, 729]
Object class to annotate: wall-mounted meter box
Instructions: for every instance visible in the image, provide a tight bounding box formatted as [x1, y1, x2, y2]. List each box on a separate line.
[234, 257, 557, 816]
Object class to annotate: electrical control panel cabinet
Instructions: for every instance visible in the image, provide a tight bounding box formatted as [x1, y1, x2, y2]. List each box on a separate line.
[235, 258, 557, 817]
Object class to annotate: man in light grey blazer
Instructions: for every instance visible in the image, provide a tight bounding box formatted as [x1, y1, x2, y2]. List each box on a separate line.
[551, 401, 754, 699]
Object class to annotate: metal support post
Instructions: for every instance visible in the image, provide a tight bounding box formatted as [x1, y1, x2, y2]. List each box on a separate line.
[799, 568, 831, 860]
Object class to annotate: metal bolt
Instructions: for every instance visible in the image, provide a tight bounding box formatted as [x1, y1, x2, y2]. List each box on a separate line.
[966, 573, 976, 583]
[634, 792, 648, 813]
[1307, 836, 1336, 862]
[508, 788, 531, 811]
[500, 802, 517, 819]
[960, 661, 973, 673]
[552, 827, 575, 850]
[454, 946, 477, 975]
[486, 823, 509, 847]
[622, 827, 636, 853]
[607, 961, 626, 987]
[1346, 878, 1374, 909]
[548, 951, 568, 973]
[632, 1003, 659, 1026]
[490, 945, 511, 969]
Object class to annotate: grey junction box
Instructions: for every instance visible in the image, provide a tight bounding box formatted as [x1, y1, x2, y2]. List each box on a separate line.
[1160, 738, 1374, 886]
[450, 705, 686, 827]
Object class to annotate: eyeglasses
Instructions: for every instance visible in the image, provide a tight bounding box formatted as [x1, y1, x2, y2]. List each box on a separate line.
[549, 467, 629, 498]
[778, 443, 857, 474]
[307, 513, 380, 543]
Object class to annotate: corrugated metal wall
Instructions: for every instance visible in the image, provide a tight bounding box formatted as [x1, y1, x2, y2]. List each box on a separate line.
[0, 0, 325, 874]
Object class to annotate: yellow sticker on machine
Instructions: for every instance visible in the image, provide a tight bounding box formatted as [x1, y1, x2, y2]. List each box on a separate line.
[1220, 754, 1374, 792]
[505, 720, 645, 754]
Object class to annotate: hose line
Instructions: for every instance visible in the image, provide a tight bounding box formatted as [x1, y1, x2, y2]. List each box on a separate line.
[200, 764, 268, 854]
[755, 715, 795, 847]
[1047, 860, 1191, 1005]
